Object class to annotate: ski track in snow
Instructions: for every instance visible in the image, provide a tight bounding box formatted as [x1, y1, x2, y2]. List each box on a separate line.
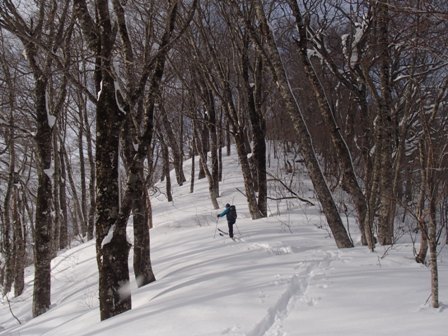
[242, 250, 335, 336]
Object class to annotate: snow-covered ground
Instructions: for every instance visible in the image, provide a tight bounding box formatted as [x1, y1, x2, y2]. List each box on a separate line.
[0, 148, 447, 336]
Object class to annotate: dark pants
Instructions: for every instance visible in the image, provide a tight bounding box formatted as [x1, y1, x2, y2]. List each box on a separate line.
[228, 222, 235, 238]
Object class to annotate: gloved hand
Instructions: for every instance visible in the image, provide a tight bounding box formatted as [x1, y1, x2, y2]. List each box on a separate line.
[217, 214, 219, 218]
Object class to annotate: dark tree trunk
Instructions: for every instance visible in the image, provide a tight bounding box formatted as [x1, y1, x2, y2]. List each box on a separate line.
[83, 104, 96, 241]
[190, 140, 196, 194]
[52, 130, 61, 255]
[205, 90, 220, 200]
[194, 119, 220, 209]
[33, 77, 54, 317]
[2, 122, 15, 296]
[62, 144, 84, 239]
[198, 119, 209, 180]
[95, 73, 131, 319]
[132, 168, 156, 286]
[376, 2, 395, 246]
[252, 0, 353, 248]
[161, 140, 173, 202]
[59, 144, 69, 249]
[78, 110, 89, 237]
[289, 0, 370, 248]
[242, 43, 267, 218]
[161, 104, 186, 186]
[13, 188, 25, 297]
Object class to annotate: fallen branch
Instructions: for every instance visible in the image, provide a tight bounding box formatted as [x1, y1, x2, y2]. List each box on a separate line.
[266, 172, 315, 206]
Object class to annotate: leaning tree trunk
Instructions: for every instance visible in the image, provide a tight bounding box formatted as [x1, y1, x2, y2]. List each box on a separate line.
[252, 0, 353, 248]
[289, 0, 371, 248]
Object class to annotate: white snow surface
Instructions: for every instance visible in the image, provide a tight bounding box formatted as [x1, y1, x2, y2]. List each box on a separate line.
[0, 149, 447, 336]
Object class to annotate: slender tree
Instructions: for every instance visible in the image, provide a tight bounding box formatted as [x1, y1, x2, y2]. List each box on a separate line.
[0, 0, 72, 316]
[244, 0, 353, 247]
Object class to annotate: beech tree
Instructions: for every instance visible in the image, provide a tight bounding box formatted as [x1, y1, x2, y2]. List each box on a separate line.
[0, 0, 446, 321]
[0, 0, 72, 317]
[240, 0, 353, 247]
[185, 1, 268, 218]
[74, 0, 197, 319]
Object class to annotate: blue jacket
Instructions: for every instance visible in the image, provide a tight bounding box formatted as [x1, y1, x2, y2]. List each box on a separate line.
[218, 207, 229, 218]
[218, 207, 235, 224]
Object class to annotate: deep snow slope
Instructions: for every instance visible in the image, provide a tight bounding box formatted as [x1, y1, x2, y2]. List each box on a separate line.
[0, 148, 446, 336]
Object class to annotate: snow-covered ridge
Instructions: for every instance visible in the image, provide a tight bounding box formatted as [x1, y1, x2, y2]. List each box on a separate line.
[0, 148, 446, 336]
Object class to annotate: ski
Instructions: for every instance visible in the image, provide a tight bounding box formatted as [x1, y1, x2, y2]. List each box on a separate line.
[218, 228, 240, 241]
[218, 228, 228, 235]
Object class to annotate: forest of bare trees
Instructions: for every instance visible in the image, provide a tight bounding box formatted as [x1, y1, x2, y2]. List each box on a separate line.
[0, 0, 446, 319]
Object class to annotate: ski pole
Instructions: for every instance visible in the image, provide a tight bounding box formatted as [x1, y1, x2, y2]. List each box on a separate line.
[214, 217, 219, 238]
[235, 222, 241, 235]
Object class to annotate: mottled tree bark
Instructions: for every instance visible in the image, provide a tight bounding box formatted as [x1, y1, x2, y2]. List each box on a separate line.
[32, 77, 54, 317]
[13, 189, 25, 297]
[251, 0, 353, 247]
[74, 0, 131, 320]
[376, 2, 395, 245]
[289, 0, 370, 248]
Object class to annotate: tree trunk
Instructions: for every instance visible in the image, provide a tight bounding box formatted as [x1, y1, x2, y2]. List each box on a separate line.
[52, 129, 62, 255]
[62, 144, 84, 240]
[242, 45, 267, 218]
[95, 73, 131, 319]
[289, 0, 370, 248]
[190, 141, 196, 194]
[132, 161, 156, 287]
[415, 144, 428, 264]
[160, 104, 186, 186]
[252, 0, 353, 248]
[194, 120, 219, 209]
[93, 2, 132, 319]
[205, 90, 220, 201]
[376, 2, 395, 245]
[2, 110, 16, 295]
[78, 108, 89, 237]
[58, 142, 69, 249]
[428, 196, 439, 308]
[33, 77, 54, 317]
[13, 188, 25, 297]
[161, 140, 173, 202]
[83, 104, 96, 241]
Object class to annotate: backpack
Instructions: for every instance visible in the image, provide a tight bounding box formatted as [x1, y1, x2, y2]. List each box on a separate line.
[228, 205, 237, 222]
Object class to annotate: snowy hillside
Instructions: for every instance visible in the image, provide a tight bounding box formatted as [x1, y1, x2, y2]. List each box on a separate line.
[0, 149, 447, 336]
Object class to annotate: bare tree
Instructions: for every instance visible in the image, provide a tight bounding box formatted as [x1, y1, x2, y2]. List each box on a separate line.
[287, 0, 372, 249]
[73, 0, 133, 319]
[241, 0, 353, 247]
[74, 0, 197, 319]
[185, 2, 268, 218]
[0, 0, 72, 317]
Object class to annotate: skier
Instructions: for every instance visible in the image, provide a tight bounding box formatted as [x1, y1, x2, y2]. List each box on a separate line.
[217, 203, 237, 238]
